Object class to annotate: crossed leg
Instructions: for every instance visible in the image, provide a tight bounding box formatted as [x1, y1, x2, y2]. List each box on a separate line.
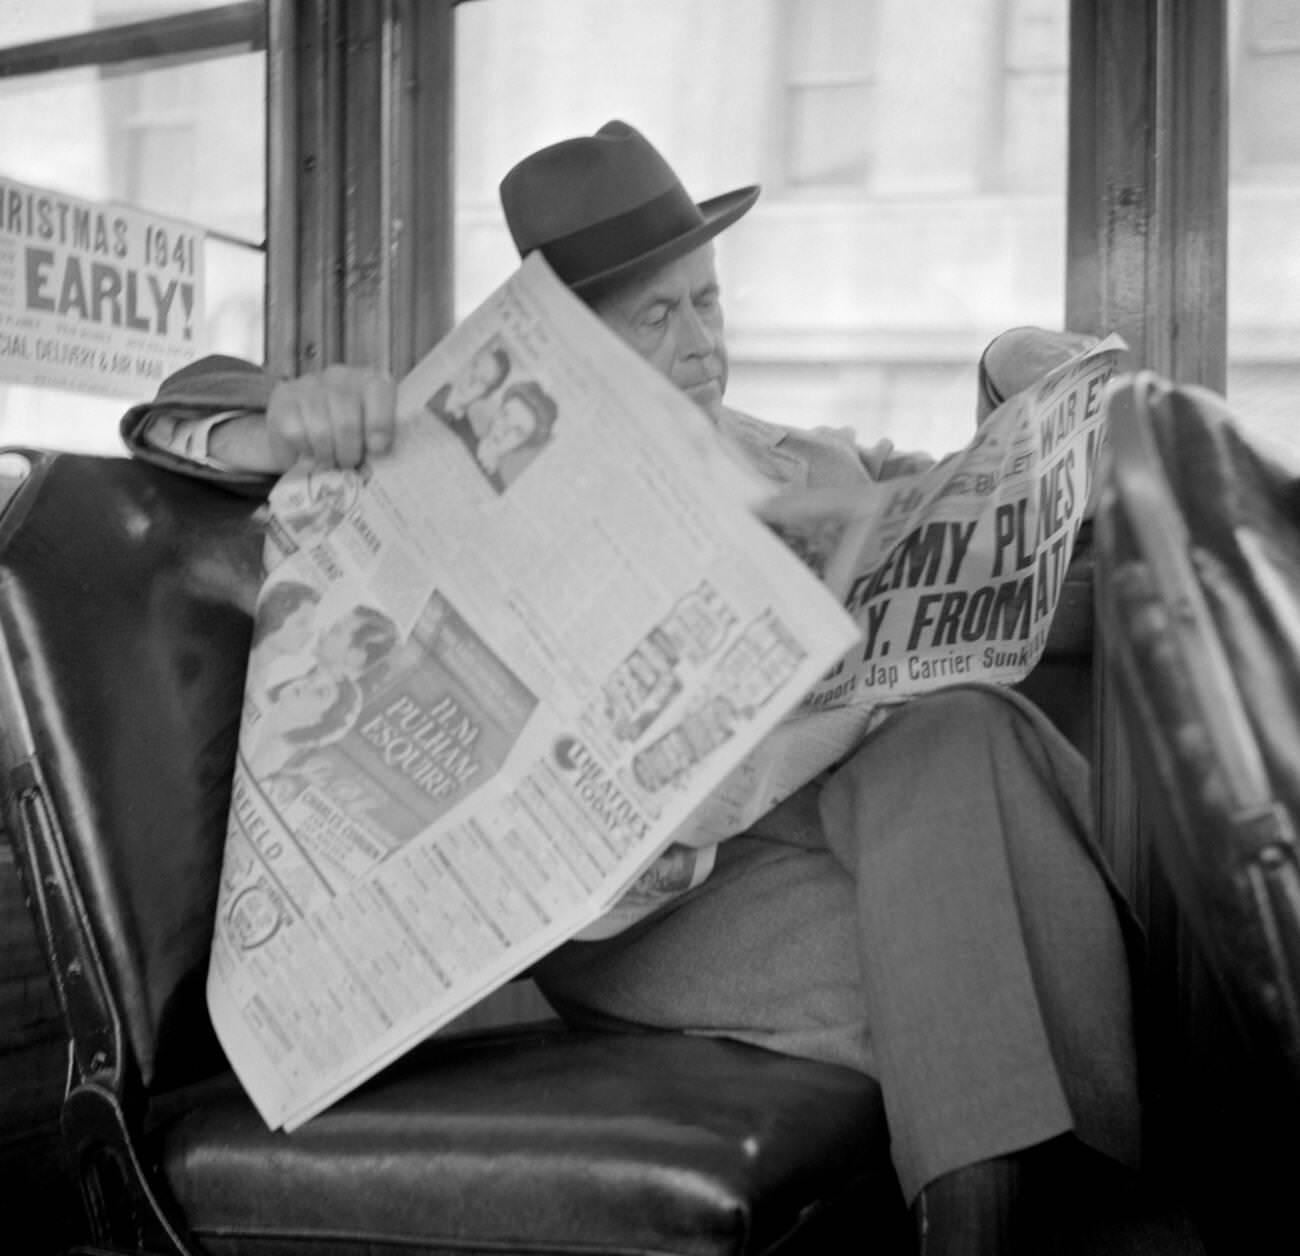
[535, 686, 1140, 1214]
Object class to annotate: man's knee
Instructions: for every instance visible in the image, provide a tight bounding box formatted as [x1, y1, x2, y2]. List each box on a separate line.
[856, 686, 1034, 770]
[906, 685, 1024, 732]
[819, 685, 1085, 867]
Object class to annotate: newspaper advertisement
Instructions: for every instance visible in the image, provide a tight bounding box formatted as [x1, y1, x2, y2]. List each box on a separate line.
[682, 334, 1125, 847]
[0, 174, 203, 398]
[206, 252, 863, 1132]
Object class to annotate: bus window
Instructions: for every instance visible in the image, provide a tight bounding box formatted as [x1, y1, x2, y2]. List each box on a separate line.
[453, 0, 1073, 459]
[1227, 0, 1300, 458]
[0, 0, 265, 454]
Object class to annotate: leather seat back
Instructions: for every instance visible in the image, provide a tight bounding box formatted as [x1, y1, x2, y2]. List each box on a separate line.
[1096, 374, 1300, 1083]
[0, 451, 264, 1090]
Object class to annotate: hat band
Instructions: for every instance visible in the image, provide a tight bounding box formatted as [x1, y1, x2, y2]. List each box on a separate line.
[536, 185, 705, 287]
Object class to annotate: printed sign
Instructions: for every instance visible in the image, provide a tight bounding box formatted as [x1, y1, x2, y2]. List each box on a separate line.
[0, 174, 205, 399]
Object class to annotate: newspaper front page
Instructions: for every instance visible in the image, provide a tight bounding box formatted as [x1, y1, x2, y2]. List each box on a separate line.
[206, 254, 863, 1132]
[683, 335, 1125, 846]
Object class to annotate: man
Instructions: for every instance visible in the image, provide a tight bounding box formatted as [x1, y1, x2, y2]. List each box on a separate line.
[127, 121, 1140, 1254]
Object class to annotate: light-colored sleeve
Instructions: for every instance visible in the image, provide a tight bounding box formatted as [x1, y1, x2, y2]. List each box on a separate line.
[138, 409, 253, 470]
[123, 403, 279, 497]
[857, 436, 936, 482]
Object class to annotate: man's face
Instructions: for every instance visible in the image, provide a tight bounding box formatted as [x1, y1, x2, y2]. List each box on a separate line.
[316, 614, 364, 673]
[449, 347, 505, 408]
[276, 667, 340, 725]
[478, 397, 537, 470]
[593, 244, 729, 423]
[274, 602, 317, 656]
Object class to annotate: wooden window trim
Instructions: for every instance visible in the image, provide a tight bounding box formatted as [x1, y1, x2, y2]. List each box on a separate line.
[266, 0, 456, 378]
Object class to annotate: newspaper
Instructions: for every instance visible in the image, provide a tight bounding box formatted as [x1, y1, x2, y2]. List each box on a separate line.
[681, 334, 1125, 848]
[205, 253, 863, 1132]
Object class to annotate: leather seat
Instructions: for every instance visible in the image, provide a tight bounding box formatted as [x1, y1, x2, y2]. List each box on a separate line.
[0, 450, 907, 1255]
[153, 1028, 895, 1253]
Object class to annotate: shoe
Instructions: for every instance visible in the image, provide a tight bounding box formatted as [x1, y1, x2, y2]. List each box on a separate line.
[912, 1153, 1028, 1255]
[976, 327, 1100, 423]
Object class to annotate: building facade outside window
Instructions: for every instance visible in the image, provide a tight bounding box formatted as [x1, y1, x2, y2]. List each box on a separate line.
[778, 0, 881, 191]
[0, 0, 1294, 458]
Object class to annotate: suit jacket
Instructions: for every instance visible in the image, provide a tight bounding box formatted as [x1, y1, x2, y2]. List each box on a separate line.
[119, 354, 281, 498]
[121, 357, 936, 501]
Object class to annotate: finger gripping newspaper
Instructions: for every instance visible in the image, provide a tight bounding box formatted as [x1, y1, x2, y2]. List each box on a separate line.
[206, 254, 862, 1131]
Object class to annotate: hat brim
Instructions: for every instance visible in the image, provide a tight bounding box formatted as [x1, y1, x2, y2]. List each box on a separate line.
[568, 184, 760, 298]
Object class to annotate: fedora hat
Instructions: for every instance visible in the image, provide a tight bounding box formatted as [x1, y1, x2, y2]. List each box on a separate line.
[499, 120, 759, 297]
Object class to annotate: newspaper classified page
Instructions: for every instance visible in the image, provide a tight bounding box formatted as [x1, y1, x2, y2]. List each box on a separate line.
[206, 253, 862, 1132]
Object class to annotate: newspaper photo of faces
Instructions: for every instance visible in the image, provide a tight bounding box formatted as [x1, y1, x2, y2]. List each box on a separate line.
[263, 464, 371, 569]
[423, 334, 560, 494]
[243, 579, 539, 856]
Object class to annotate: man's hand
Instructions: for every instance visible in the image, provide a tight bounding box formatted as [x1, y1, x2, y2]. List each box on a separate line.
[267, 365, 398, 469]
[209, 365, 398, 473]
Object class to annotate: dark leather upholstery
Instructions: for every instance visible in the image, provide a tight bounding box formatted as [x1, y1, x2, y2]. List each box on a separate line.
[154, 1027, 896, 1255]
[0, 451, 906, 1254]
[1015, 533, 1095, 756]
[1096, 374, 1300, 1082]
[0, 451, 261, 1092]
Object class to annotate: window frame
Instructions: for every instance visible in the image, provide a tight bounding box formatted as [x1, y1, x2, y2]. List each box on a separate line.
[0, 2, 265, 79]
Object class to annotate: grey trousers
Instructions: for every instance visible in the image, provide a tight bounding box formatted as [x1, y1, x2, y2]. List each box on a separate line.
[534, 685, 1142, 1201]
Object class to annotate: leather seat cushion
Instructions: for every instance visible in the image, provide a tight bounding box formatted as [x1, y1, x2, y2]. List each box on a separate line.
[152, 1024, 900, 1255]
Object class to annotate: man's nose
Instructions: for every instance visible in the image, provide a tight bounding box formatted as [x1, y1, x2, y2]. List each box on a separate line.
[678, 305, 716, 356]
